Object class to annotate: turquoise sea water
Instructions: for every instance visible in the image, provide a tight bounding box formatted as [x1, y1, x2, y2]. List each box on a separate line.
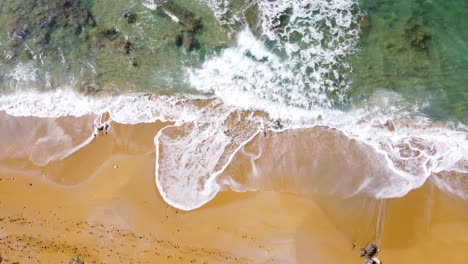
[350, 0, 468, 123]
[0, 0, 466, 123]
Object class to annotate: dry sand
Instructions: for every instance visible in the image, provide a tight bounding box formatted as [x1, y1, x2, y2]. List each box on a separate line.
[0, 114, 467, 263]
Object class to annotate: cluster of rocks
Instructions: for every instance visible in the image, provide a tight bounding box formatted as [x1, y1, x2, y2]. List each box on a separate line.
[3, 0, 142, 59]
[157, 1, 204, 51]
[122, 10, 137, 24]
[174, 34, 198, 51]
[3, 0, 96, 64]
[356, 10, 431, 52]
[11, 0, 95, 43]
[404, 23, 431, 50]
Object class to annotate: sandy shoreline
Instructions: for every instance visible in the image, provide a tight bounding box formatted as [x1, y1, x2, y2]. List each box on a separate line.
[0, 114, 467, 263]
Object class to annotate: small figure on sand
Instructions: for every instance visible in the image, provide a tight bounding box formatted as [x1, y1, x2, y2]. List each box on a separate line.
[359, 243, 382, 264]
[271, 119, 283, 130]
[93, 115, 112, 137]
[93, 123, 110, 137]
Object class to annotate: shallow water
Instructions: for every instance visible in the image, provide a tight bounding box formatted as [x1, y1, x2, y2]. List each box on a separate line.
[350, 0, 468, 123]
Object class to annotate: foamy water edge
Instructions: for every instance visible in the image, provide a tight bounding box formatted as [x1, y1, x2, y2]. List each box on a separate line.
[0, 89, 467, 210]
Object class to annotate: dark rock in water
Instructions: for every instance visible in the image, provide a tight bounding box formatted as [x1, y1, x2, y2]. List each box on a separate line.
[78, 82, 102, 95]
[5, 0, 96, 52]
[123, 10, 137, 24]
[271, 9, 291, 30]
[175, 34, 183, 47]
[191, 18, 203, 33]
[405, 24, 431, 50]
[411, 31, 431, 49]
[69, 257, 84, 264]
[130, 57, 138, 67]
[184, 35, 198, 51]
[100, 28, 119, 40]
[119, 40, 133, 54]
[10, 27, 30, 39]
[160, 2, 203, 33]
[38, 0, 96, 31]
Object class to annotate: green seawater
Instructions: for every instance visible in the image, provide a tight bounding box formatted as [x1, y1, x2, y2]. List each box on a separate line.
[349, 0, 468, 123]
[0, 0, 466, 124]
[0, 0, 234, 94]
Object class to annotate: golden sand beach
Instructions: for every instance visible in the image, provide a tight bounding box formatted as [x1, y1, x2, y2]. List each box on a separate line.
[0, 113, 467, 263]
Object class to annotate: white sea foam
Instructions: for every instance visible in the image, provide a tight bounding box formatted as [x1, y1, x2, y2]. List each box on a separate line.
[155, 109, 262, 210]
[187, 0, 468, 203]
[193, 0, 362, 110]
[0, 87, 467, 208]
[4, 62, 51, 92]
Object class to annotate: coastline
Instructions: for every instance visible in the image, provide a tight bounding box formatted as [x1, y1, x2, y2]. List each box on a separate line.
[0, 113, 467, 263]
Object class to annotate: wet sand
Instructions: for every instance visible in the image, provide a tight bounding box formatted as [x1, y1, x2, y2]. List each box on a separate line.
[0, 114, 467, 263]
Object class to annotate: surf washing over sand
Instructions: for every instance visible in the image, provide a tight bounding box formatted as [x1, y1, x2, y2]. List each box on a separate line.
[1, 0, 467, 211]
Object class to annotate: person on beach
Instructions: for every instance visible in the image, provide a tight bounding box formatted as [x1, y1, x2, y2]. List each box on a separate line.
[271, 119, 283, 130]
[359, 243, 382, 264]
[93, 122, 111, 136]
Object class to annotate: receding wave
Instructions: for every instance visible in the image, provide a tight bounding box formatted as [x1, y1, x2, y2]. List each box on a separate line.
[0, 88, 467, 210]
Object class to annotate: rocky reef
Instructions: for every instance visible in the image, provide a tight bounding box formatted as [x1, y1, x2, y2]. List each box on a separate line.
[0, 0, 243, 94]
[404, 23, 431, 50]
[2, 0, 96, 55]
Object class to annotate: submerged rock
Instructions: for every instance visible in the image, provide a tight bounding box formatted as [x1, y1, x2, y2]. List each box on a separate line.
[37, 0, 96, 32]
[77, 81, 103, 95]
[99, 28, 119, 40]
[123, 10, 137, 24]
[159, 2, 203, 33]
[130, 57, 139, 67]
[271, 8, 292, 31]
[405, 24, 431, 50]
[119, 40, 133, 54]
[3, 0, 97, 63]
[10, 27, 30, 39]
[184, 35, 198, 51]
[175, 34, 183, 47]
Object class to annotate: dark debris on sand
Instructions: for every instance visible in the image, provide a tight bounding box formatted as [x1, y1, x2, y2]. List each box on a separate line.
[359, 243, 381, 264]
[70, 257, 84, 264]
